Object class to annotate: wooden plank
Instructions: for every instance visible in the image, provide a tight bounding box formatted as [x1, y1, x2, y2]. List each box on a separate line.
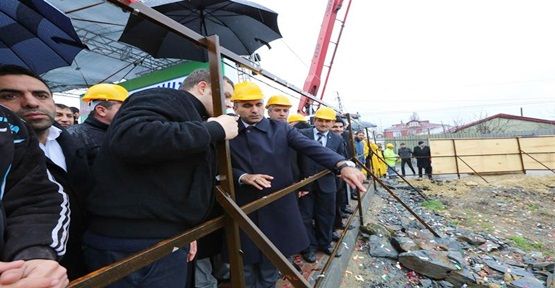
[428, 137, 555, 174]
[519, 136, 555, 153]
[453, 138, 519, 156]
[523, 153, 555, 169]
[430, 139, 454, 156]
[430, 139, 458, 174]
[456, 155, 522, 173]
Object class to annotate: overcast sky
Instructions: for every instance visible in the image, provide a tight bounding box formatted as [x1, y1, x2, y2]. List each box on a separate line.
[250, 0, 555, 129]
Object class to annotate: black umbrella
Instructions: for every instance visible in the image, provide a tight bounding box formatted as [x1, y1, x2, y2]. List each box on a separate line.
[119, 0, 282, 62]
[0, 0, 87, 74]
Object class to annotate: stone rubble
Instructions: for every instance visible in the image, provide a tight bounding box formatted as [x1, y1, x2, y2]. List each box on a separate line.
[352, 179, 553, 288]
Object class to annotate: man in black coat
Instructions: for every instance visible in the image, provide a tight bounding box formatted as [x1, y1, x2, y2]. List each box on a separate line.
[0, 65, 90, 280]
[85, 69, 238, 288]
[413, 141, 432, 179]
[68, 83, 129, 167]
[0, 103, 69, 286]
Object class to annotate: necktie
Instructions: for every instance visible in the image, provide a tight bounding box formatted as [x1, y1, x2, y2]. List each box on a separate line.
[317, 132, 324, 146]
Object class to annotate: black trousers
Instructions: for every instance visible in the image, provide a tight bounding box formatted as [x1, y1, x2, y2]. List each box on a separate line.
[400, 158, 415, 176]
[299, 190, 335, 251]
[417, 163, 432, 179]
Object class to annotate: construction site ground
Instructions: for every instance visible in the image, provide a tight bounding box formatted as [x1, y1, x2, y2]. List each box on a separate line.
[274, 172, 554, 287]
[340, 173, 555, 287]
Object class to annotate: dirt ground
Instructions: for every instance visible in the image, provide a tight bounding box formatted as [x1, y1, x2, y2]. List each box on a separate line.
[341, 173, 555, 287]
[414, 174, 555, 256]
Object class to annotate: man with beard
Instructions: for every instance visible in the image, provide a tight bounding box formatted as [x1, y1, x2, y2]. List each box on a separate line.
[0, 65, 90, 279]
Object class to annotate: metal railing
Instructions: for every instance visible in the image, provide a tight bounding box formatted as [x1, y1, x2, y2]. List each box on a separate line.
[68, 1, 366, 287]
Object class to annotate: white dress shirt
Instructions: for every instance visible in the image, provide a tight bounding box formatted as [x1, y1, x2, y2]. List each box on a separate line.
[39, 126, 67, 171]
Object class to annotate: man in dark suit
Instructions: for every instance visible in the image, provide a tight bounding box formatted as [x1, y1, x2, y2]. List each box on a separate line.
[229, 82, 365, 287]
[298, 107, 346, 262]
[413, 141, 432, 179]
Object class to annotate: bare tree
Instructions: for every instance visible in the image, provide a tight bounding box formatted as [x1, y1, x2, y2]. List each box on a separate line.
[474, 112, 512, 134]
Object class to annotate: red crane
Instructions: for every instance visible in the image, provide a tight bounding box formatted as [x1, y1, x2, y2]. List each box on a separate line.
[297, 0, 353, 115]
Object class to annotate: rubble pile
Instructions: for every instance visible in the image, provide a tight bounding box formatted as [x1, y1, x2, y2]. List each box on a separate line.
[344, 179, 554, 288]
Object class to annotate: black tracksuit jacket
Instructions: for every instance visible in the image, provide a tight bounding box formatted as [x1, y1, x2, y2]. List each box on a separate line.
[0, 105, 69, 261]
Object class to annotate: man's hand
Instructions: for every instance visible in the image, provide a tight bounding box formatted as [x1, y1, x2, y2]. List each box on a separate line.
[339, 167, 366, 192]
[0, 260, 67, 288]
[208, 115, 238, 140]
[187, 241, 197, 262]
[20, 260, 67, 288]
[241, 174, 273, 190]
[0, 261, 24, 285]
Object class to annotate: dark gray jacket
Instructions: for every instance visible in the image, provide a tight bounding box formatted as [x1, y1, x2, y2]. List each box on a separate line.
[398, 147, 413, 159]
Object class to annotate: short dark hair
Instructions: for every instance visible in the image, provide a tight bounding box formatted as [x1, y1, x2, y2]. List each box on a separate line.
[55, 103, 70, 110]
[334, 116, 344, 124]
[400, 142, 405, 145]
[182, 69, 234, 91]
[418, 141, 424, 145]
[294, 121, 312, 129]
[69, 106, 80, 114]
[0, 64, 51, 94]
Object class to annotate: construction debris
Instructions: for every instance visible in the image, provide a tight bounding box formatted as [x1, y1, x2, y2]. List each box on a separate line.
[342, 175, 554, 287]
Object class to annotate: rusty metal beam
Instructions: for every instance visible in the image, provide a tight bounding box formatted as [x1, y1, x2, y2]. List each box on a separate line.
[520, 149, 555, 174]
[452, 139, 461, 179]
[354, 159, 441, 238]
[206, 35, 246, 287]
[364, 127, 378, 192]
[346, 114, 364, 225]
[68, 169, 331, 287]
[456, 156, 489, 183]
[370, 146, 428, 200]
[216, 187, 311, 288]
[68, 216, 225, 288]
[516, 137, 526, 174]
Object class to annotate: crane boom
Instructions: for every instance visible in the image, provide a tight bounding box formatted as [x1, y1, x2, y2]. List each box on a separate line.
[297, 0, 346, 115]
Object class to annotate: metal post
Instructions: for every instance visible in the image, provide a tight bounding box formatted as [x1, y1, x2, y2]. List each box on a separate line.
[206, 35, 246, 287]
[216, 188, 311, 288]
[346, 114, 365, 225]
[520, 149, 555, 174]
[516, 137, 526, 174]
[364, 127, 377, 192]
[354, 159, 440, 238]
[371, 148, 428, 199]
[451, 139, 461, 179]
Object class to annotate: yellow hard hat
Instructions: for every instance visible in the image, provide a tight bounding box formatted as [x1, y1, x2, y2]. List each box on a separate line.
[230, 81, 264, 101]
[82, 84, 129, 103]
[265, 95, 292, 108]
[386, 143, 394, 148]
[287, 113, 306, 123]
[313, 106, 336, 121]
